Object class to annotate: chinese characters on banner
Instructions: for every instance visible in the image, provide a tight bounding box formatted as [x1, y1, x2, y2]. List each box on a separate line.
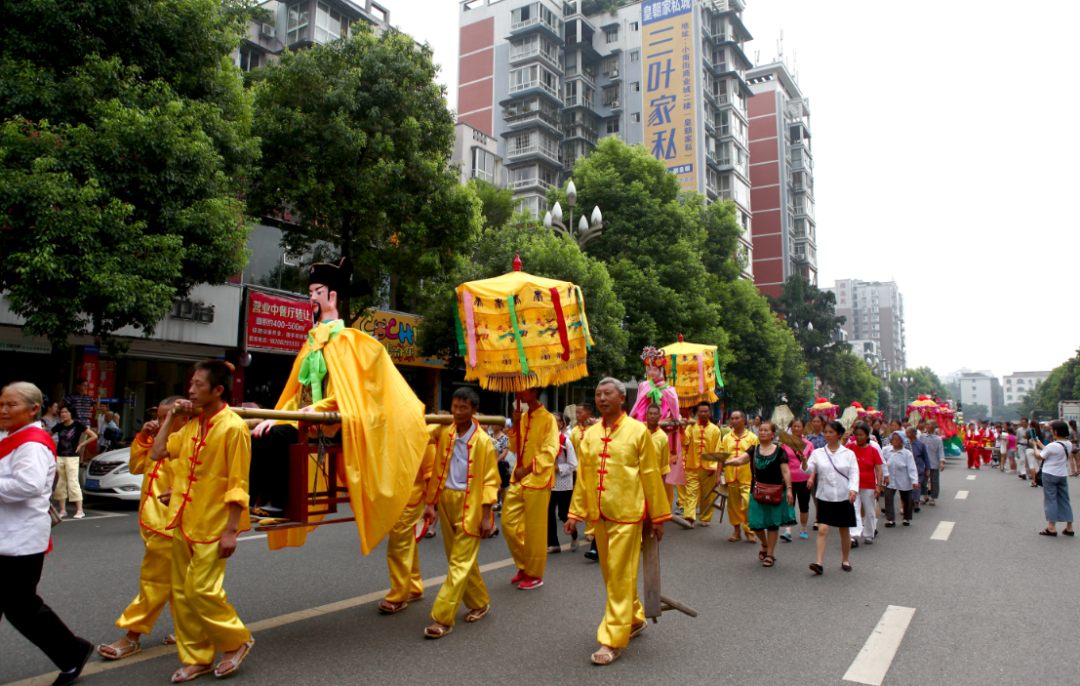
[247, 291, 312, 353]
[354, 310, 446, 369]
[642, 0, 696, 192]
[838, 280, 848, 306]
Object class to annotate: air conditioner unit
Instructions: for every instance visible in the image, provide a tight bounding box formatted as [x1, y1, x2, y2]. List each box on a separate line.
[610, 101, 619, 109]
[261, 23, 276, 38]
[610, 69, 619, 78]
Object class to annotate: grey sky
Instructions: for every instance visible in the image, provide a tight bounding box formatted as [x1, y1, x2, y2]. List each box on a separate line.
[395, 0, 1080, 380]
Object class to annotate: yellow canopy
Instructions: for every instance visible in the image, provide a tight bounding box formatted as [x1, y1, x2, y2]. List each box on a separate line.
[455, 258, 593, 392]
[660, 335, 722, 408]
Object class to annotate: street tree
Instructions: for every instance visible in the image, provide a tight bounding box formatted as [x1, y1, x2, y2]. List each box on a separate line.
[0, 0, 258, 346]
[827, 352, 882, 410]
[1018, 348, 1080, 416]
[888, 366, 953, 404]
[767, 275, 850, 380]
[249, 27, 481, 322]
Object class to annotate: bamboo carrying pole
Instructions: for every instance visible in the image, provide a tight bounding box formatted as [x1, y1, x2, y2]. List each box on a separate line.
[171, 403, 506, 426]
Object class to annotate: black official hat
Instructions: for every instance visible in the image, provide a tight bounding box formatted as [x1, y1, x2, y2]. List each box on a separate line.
[308, 256, 352, 295]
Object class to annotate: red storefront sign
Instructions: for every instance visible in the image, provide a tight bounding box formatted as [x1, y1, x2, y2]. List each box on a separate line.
[246, 291, 312, 353]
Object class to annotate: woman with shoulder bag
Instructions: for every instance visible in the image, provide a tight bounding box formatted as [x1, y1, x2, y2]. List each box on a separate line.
[723, 422, 796, 568]
[804, 420, 860, 574]
[1034, 421, 1075, 536]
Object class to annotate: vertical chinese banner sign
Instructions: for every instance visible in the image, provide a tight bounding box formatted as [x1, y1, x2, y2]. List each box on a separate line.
[642, 0, 696, 192]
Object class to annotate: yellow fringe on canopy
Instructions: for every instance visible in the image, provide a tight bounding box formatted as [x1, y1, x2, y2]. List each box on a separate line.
[676, 390, 720, 409]
[465, 358, 589, 393]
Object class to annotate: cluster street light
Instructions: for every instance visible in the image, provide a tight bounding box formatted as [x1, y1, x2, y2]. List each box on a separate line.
[543, 180, 604, 249]
[899, 373, 914, 418]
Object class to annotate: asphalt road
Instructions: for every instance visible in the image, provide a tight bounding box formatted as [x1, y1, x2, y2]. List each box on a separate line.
[4, 454, 1079, 686]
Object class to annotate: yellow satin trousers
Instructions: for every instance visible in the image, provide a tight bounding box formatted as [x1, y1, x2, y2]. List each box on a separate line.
[594, 519, 645, 649]
[501, 482, 550, 578]
[677, 469, 717, 522]
[171, 535, 249, 665]
[430, 489, 488, 627]
[385, 482, 426, 603]
[727, 481, 753, 532]
[116, 528, 172, 635]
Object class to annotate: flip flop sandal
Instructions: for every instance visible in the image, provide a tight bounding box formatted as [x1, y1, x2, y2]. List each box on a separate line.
[809, 563, 823, 575]
[214, 637, 254, 678]
[727, 533, 742, 542]
[1039, 528, 1058, 536]
[1063, 530, 1075, 536]
[424, 625, 453, 639]
[758, 548, 768, 560]
[590, 648, 623, 665]
[98, 637, 141, 660]
[163, 634, 177, 645]
[630, 623, 647, 639]
[171, 666, 214, 683]
[379, 600, 409, 614]
[465, 605, 490, 623]
[762, 556, 775, 567]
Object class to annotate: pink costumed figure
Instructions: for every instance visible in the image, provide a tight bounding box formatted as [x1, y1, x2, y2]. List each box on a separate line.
[630, 346, 685, 486]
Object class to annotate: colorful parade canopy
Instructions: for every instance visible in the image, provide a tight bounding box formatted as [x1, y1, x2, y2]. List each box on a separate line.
[849, 402, 867, 418]
[454, 256, 593, 392]
[809, 397, 838, 418]
[660, 334, 723, 408]
[865, 406, 884, 419]
[907, 395, 939, 417]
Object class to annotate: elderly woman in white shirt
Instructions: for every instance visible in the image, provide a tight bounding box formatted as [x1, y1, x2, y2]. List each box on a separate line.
[0, 382, 92, 685]
[882, 431, 919, 527]
[805, 420, 860, 574]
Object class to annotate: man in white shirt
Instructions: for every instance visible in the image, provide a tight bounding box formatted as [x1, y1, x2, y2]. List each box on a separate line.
[1, 382, 93, 685]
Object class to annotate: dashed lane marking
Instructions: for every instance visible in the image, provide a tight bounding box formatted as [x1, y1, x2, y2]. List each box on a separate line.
[930, 521, 955, 541]
[843, 605, 917, 685]
[967, 475, 976, 480]
[237, 534, 267, 541]
[956, 490, 969, 499]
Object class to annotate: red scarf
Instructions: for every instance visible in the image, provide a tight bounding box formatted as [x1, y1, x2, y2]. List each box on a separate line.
[0, 426, 56, 460]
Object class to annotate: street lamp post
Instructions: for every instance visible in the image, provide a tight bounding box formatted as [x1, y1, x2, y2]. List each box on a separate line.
[899, 374, 913, 419]
[543, 180, 604, 248]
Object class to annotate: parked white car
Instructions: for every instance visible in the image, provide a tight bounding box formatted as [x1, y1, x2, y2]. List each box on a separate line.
[80, 447, 142, 501]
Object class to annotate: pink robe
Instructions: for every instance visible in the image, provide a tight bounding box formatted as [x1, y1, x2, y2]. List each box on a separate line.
[630, 379, 685, 485]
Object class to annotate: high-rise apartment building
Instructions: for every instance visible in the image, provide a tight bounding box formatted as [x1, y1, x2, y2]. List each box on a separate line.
[1003, 371, 1051, 406]
[826, 279, 906, 374]
[746, 60, 815, 297]
[454, 0, 754, 263]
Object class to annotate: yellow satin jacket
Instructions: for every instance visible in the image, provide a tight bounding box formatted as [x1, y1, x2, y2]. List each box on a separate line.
[424, 420, 499, 537]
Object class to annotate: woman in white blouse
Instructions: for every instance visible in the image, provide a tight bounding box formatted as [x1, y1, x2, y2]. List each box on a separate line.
[547, 412, 579, 553]
[0, 382, 93, 685]
[805, 420, 859, 574]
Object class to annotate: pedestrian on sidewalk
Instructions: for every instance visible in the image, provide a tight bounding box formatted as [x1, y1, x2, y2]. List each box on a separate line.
[722, 422, 796, 567]
[51, 406, 96, 519]
[1004, 427, 1018, 474]
[882, 432, 918, 527]
[805, 420, 859, 574]
[0, 381, 94, 686]
[1035, 421, 1075, 537]
[1068, 420, 1079, 477]
[547, 412, 578, 553]
[492, 420, 510, 512]
[922, 421, 944, 505]
[907, 427, 928, 513]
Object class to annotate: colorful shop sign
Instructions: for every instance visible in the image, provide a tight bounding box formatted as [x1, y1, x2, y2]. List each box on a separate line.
[354, 310, 446, 369]
[246, 291, 311, 354]
[642, 0, 697, 192]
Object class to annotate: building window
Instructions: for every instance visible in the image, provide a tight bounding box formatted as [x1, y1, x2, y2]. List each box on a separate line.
[287, 2, 310, 44]
[602, 85, 619, 106]
[471, 148, 497, 184]
[315, 2, 347, 43]
[630, 50, 639, 62]
[630, 112, 640, 123]
[606, 119, 619, 134]
[605, 27, 618, 43]
[630, 21, 639, 31]
[630, 81, 640, 92]
[602, 55, 618, 75]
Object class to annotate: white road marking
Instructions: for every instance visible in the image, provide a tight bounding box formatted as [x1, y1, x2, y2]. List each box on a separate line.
[956, 490, 969, 499]
[967, 475, 976, 480]
[60, 509, 128, 521]
[238, 534, 267, 541]
[843, 605, 917, 685]
[930, 521, 955, 541]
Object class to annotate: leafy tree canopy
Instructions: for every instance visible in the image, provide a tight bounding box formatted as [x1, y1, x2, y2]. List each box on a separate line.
[0, 0, 257, 345]
[767, 275, 850, 381]
[888, 366, 952, 406]
[1018, 348, 1080, 416]
[826, 351, 882, 410]
[249, 28, 481, 321]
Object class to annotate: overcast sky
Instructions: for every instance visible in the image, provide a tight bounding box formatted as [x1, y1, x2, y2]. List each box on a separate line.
[395, 0, 1080, 380]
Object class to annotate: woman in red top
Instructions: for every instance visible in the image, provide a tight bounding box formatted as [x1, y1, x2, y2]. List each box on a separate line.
[846, 422, 883, 547]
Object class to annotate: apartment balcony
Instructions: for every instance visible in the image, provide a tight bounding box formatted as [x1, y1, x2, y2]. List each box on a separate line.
[563, 66, 595, 89]
[509, 14, 563, 44]
[509, 48, 563, 74]
[502, 108, 562, 137]
[506, 142, 562, 166]
[706, 183, 719, 200]
[563, 94, 594, 110]
[709, 0, 747, 13]
[509, 177, 554, 193]
[792, 204, 815, 223]
[507, 78, 561, 102]
[562, 124, 598, 145]
[604, 67, 623, 83]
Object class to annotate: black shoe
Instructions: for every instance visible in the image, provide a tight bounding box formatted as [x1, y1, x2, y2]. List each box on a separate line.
[489, 528, 500, 538]
[583, 545, 599, 562]
[885, 521, 896, 528]
[425, 529, 437, 539]
[52, 638, 93, 686]
[850, 538, 859, 548]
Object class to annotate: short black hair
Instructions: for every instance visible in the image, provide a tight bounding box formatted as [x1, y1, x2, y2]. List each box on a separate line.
[852, 420, 872, 438]
[577, 401, 595, 414]
[75, 378, 88, 385]
[730, 410, 745, 420]
[1051, 420, 1069, 438]
[824, 419, 845, 436]
[452, 386, 480, 409]
[159, 395, 184, 408]
[193, 360, 233, 402]
[646, 403, 662, 414]
[696, 401, 712, 412]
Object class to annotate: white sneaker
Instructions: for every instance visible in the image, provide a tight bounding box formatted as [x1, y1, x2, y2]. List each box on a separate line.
[73, 512, 86, 520]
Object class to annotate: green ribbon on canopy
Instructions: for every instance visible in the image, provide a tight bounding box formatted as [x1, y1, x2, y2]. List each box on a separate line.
[298, 320, 345, 404]
[713, 350, 724, 388]
[506, 294, 529, 375]
[453, 300, 468, 358]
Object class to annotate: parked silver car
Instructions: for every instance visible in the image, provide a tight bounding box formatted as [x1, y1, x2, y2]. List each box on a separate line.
[80, 447, 142, 501]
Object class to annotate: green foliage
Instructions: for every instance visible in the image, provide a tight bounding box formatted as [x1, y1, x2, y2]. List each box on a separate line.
[417, 223, 628, 381]
[828, 352, 882, 410]
[468, 179, 518, 233]
[1018, 348, 1080, 416]
[888, 366, 952, 404]
[768, 275, 851, 380]
[0, 0, 256, 345]
[963, 403, 989, 421]
[249, 28, 481, 320]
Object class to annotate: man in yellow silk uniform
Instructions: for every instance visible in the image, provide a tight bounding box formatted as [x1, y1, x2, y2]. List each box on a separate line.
[249, 257, 426, 553]
[420, 388, 498, 639]
[378, 425, 439, 614]
[96, 396, 185, 660]
[720, 410, 759, 543]
[678, 402, 722, 526]
[501, 387, 558, 589]
[572, 402, 601, 562]
[151, 361, 253, 682]
[567, 377, 670, 666]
